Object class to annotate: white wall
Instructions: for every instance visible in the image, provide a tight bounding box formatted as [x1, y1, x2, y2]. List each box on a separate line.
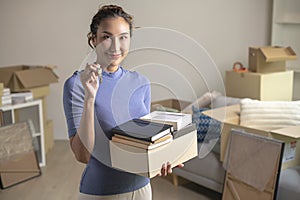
[0, 0, 272, 140]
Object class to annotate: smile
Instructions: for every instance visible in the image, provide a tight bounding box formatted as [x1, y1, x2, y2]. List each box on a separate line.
[108, 54, 121, 59]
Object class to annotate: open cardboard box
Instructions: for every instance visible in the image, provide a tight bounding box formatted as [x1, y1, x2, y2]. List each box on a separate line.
[151, 99, 191, 112]
[0, 65, 58, 92]
[249, 46, 297, 73]
[110, 129, 198, 178]
[203, 104, 300, 170]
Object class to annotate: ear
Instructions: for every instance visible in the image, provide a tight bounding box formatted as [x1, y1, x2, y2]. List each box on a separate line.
[91, 36, 97, 48]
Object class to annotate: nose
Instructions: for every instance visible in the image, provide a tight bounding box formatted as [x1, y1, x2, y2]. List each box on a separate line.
[110, 37, 120, 52]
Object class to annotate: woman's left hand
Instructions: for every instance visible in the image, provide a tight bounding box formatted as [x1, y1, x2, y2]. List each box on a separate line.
[157, 162, 184, 176]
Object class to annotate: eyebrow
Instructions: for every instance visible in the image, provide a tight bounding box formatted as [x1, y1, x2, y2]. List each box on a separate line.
[101, 31, 129, 36]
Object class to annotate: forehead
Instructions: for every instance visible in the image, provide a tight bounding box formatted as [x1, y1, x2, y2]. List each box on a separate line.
[97, 17, 130, 35]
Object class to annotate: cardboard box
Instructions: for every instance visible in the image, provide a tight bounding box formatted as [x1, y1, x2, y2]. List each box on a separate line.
[151, 99, 191, 112]
[44, 120, 54, 154]
[17, 85, 50, 99]
[0, 150, 41, 189]
[109, 129, 198, 178]
[0, 65, 58, 92]
[222, 129, 284, 200]
[225, 70, 293, 101]
[249, 46, 297, 73]
[0, 122, 41, 189]
[203, 104, 300, 170]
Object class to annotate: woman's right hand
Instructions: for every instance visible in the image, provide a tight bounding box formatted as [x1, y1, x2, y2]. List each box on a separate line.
[80, 63, 101, 100]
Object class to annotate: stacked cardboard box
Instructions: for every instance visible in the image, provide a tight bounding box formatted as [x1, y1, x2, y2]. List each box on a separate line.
[226, 46, 297, 101]
[0, 65, 59, 154]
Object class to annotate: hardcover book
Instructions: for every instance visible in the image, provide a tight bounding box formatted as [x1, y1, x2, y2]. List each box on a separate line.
[111, 134, 173, 150]
[141, 111, 192, 131]
[111, 118, 173, 142]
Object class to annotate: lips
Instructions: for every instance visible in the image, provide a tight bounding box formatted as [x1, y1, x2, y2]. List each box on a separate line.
[108, 54, 121, 59]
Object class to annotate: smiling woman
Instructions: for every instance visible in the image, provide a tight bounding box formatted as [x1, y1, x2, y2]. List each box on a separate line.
[93, 17, 131, 72]
[87, 5, 132, 73]
[62, 4, 179, 200]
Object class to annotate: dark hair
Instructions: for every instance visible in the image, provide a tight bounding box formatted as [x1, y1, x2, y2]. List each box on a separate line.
[87, 5, 133, 48]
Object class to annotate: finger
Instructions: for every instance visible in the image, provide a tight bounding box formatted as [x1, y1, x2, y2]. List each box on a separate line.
[85, 63, 100, 75]
[167, 162, 172, 174]
[177, 163, 184, 168]
[161, 163, 166, 176]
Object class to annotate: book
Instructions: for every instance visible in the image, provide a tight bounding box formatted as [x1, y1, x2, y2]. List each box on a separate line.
[140, 111, 192, 131]
[11, 92, 33, 104]
[111, 135, 173, 150]
[111, 118, 173, 142]
[0, 94, 12, 106]
[2, 88, 10, 96]
[113, 133, 173, 145]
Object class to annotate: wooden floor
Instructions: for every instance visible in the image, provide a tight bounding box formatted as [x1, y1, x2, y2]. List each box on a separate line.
[0, 141, 221, 200]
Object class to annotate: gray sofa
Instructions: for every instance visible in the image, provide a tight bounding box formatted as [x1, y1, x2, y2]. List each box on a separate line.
[151, 98, 226, 193]
[172, 140, 225, 193]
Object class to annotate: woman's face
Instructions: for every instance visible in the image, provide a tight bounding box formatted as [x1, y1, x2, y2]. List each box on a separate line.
[93, 17, 130, 71]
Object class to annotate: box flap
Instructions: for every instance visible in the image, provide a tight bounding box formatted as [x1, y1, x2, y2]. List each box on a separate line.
[0, 71, 14, 87]
[151, 99, 191, 112]
[203, 104, 240, 125]
[260, 46, 297, 62]
[0, 151, 40, 172]
[15, 68, 58, 88]
[271, 126, 300, 139]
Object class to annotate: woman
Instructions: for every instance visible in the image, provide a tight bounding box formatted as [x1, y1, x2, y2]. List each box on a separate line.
[63, 5, 179, 199]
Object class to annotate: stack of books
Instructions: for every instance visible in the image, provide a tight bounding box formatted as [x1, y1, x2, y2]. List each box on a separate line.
[111, 118, 174, 150]
[11, 91, 33, 104]
[0, 83, 12, 107]
[111, 111, 193, 150]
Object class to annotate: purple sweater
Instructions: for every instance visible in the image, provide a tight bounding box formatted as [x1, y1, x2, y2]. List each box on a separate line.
[63, 66, 151, 195]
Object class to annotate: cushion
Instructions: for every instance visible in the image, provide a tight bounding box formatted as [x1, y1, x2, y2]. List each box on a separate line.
[240, 98, 300, 130]
[182, 91, 221, 114]
[192, 107, 221, 142]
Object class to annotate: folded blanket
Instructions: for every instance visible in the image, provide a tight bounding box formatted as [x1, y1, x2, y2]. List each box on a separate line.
[240, 98, 300, 130]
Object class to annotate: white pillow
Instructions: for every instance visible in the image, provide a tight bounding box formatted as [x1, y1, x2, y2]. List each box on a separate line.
[240, 98, 300, 130]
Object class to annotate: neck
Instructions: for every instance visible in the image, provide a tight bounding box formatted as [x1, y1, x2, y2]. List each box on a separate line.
[103, 65, 119, 73]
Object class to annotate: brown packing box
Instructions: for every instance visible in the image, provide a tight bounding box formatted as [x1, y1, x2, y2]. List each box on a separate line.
[0, 150, 41, 189]
[203, 104, 300, 170]
[17, 85, 50, 99]
[151, 99, 191, 112]
[249, 46, 297, 73]
[110, 129, 198, 178]
[0, 65, 58, 92]
[15, 86, 50, 128]
[225, 70, 293, 101]
[44, 120, 54, 154]
[0, 122, 41, 189]
[222, 129, 284, 200]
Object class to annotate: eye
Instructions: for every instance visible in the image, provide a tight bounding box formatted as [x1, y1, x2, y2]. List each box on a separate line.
[120, 35, 128, 40]
[102, 35, 110, 40]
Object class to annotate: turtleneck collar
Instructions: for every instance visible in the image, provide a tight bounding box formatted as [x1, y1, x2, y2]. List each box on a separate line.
[102, 66, 123, 80]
